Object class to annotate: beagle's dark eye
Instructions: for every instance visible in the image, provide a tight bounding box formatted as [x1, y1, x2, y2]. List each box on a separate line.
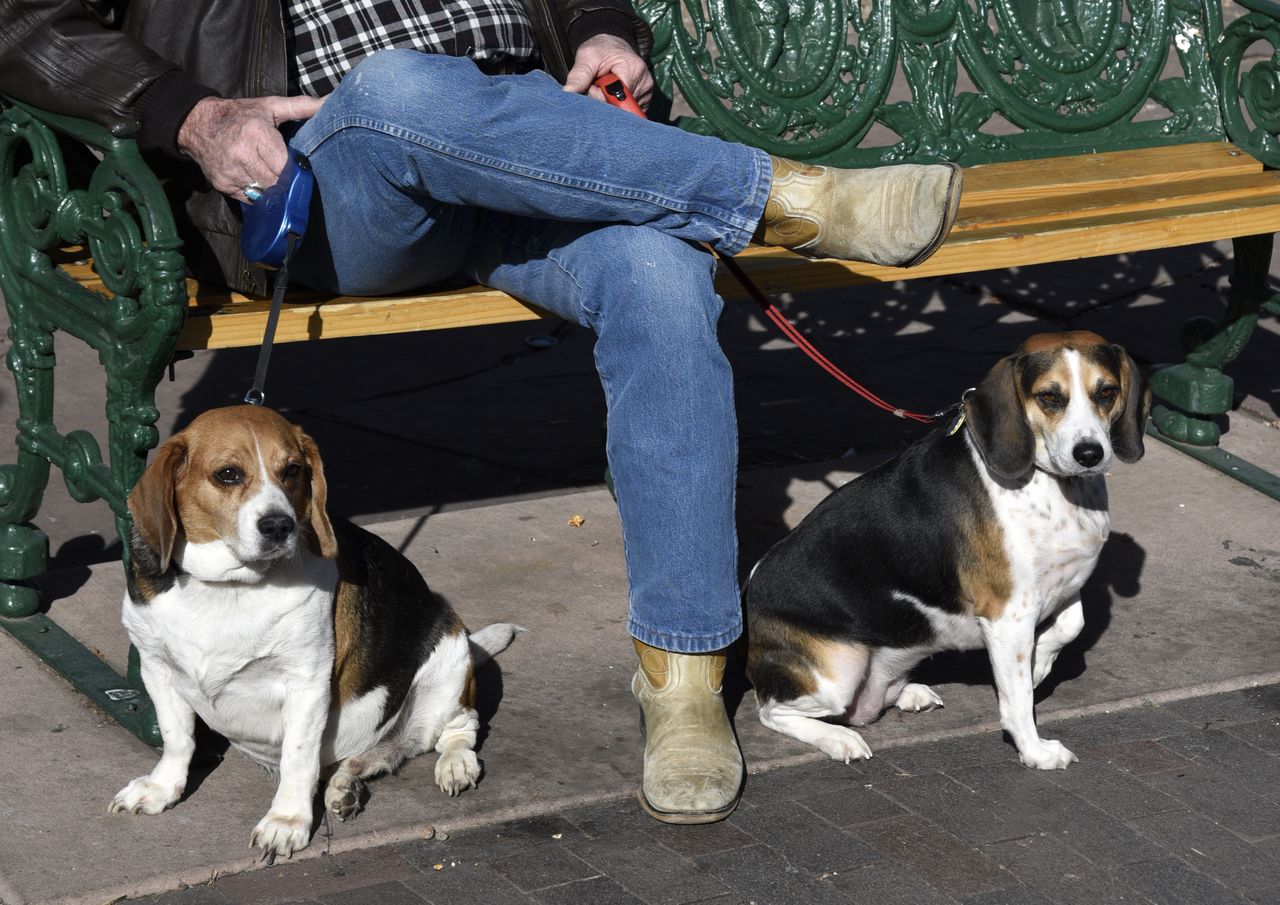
[282, 463, 303, 480]
[1036, 390, 1065, 409]
[214, 466, 243, 485]
[1096, 385, 1119, 403]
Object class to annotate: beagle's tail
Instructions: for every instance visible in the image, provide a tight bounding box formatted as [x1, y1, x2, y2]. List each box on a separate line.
[469, 623, 527, 665]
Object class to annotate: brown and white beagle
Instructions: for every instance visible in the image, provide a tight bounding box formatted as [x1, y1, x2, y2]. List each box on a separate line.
[745, 331, 1150, 769]
[108, 405, 520, 862]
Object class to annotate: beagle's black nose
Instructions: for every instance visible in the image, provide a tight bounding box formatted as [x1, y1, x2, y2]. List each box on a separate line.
[1073, 441, 1104, 468]
[257, 514, 296, 542]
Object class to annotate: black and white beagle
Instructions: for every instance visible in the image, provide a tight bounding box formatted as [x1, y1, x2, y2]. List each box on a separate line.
[745, 331, 1150, 770]
[108, 405, 519, 862]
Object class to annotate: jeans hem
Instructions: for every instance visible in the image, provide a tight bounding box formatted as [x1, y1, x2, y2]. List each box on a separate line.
[628, 620, 743, 654]
[717, 147, 773, 255]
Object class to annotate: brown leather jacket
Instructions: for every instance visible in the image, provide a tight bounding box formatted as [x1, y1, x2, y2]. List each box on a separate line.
[0, 0, 653, 293]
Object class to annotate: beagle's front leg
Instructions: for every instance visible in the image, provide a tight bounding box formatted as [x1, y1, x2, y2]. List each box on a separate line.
[979, 611, 1077, 770]
[109, 658, 196, 814]
[1032, 598, 1085, 688]
[251, 677, 330, 863]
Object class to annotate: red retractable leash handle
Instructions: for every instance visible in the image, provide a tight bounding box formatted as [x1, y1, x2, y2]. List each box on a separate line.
[593, 73, 939, 425]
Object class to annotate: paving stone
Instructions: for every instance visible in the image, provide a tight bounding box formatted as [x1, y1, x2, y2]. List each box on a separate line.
[693, 843, 854, 905]
[1127, 809, 1280, 899]
[568, 834, 730, 905]
[398, 815, 580, 868]
[981, 833, 1097, 886]
[1118, 858, 1253, 905]
[131, 888, 236, 905]
[1044, 706, 1191, 750]
[531, 876, 647, 905]
[826, 859, 960, 904]
[647, 818, 757, 858]
[1084, 739, 1195, 775]
[1139, 764, 1280, 839]
[1223, 718, 1280, 754]
[874, 770, 1040, 844]
[560, 796, 653, 841]
[850, 815, 1016, 898]
[724, 799, 882, 873]
[1161, 687, 1280, 729]
[742, 761, 868, 803]
[881, 731, 1014, 775]
[1004, 787, 1166, 869]
[489, 844, 600, 892]
[1043, 759, 1186, 822]
[404, 861, 533, 905]
[959, 887, 1055, 905]
[1159, 729, 1280, 791]
[318, 880, 427, 905]
[793, 782, 907, 827]
[212, 848, 423, 905]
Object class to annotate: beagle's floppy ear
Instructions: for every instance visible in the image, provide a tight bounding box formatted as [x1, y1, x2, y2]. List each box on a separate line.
[963, 355, 1036, 481]
[127, 436, 187, 575]
[1111, 345, 1150, 463]
[296, 427, 337, 559]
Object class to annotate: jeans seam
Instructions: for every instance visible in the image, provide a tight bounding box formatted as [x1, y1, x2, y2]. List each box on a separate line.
[298, 115, 765, 237]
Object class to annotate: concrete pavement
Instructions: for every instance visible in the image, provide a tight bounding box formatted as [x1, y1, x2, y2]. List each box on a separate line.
[0, 240, 1278, 904]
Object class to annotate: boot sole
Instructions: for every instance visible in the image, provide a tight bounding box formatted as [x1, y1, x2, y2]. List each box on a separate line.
[903, 163, 964, 269]
[636, 786, 742, 825]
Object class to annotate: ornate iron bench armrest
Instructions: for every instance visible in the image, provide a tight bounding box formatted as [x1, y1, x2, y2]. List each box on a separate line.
[1218, 0, 1280, 169]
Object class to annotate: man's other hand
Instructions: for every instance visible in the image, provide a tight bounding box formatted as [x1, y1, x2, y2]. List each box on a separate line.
[178, 96, 325, 203]
[563, 34, 653, 111]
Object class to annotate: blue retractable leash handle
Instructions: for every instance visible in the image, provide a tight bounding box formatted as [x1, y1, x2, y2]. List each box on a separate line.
[240, 149, 315, 405]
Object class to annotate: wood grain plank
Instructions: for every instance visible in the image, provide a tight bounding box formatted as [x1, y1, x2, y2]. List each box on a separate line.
[958, 142, 1261, 207]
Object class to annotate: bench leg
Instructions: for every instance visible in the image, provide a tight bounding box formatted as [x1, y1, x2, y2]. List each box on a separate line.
[1151, 233, 1277, 446]
[0, 312, 54, 617]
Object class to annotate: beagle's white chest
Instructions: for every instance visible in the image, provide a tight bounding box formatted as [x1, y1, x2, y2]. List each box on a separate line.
[990, 468, 1110, 619]
[122, 552, 339, 766]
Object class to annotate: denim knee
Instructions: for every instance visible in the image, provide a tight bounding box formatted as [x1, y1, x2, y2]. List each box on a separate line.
[574, 226, 723, 341]
[320, 49, 480, 127]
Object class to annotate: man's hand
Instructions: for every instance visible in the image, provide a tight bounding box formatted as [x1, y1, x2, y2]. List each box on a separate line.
[563, 34, 653, 111]
[177, 95, 325, 203]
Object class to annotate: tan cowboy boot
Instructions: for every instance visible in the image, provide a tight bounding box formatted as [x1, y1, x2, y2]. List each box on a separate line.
[632, 639, 744, 824]
[756, 157, 963, 267]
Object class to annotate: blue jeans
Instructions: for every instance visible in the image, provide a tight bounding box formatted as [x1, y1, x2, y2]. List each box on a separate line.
[291, 49, 772, 653]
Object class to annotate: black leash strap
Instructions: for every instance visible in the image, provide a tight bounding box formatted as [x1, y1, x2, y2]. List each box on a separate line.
[244, 231, 299, 406]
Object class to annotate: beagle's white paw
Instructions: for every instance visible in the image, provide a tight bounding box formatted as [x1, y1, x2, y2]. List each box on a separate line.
[813, 724, 874, 763]
[1018, 739, 1078, 770]
[108, 776, 183, 815]
[435, 748, 480, 796]
[250, 810, 312, 863]
[895, 683, 944, 712]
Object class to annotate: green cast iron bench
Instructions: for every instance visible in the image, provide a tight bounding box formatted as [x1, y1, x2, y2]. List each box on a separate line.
[3, 0, 1280, 743]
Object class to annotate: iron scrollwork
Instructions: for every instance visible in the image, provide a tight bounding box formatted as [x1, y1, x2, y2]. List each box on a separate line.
[640, 0, 1226, 165]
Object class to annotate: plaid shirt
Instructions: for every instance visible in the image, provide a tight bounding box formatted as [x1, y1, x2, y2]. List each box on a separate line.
[284, 0, 540, 97]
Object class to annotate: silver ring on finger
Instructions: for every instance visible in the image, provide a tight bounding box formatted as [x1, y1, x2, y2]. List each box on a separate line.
[244, 182, 265, 203]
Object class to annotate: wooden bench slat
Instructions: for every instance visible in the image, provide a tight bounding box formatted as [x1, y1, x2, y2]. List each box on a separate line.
[959, 142, 1262, 206]
[54, 142, 1280, 350]
[956, 171, 1280, 232]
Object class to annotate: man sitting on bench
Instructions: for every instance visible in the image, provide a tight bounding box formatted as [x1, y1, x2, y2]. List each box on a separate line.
[0, 0, 961, 824]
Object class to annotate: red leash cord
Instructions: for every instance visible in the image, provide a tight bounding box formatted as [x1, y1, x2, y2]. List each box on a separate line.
[713, 252, 938, 424]
[594, 74, 939, 426]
